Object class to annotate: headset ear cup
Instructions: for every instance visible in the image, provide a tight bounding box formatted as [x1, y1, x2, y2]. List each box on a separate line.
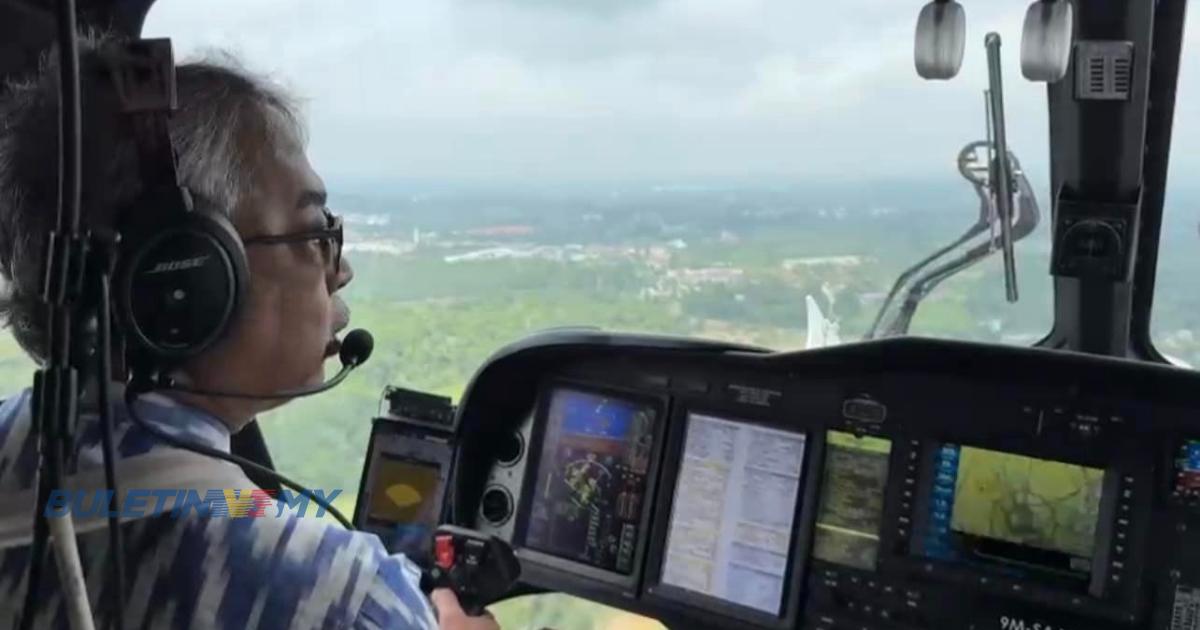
[114, 196, 247, 368]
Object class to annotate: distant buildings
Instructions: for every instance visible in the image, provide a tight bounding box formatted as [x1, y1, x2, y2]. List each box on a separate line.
[343, 213, 390, 226]
[442, 241, 688, 266]
[781, 255, 869, 271]
[671, 267, 745, 284]
[642, 266, 746, 298]
[443, 245, 589, 264]
[463, 225, 536, 238]
[343, 241, 417, 255]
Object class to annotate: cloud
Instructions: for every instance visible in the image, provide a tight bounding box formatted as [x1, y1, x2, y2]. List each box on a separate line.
[463, 0, 660, 19]
[139, 1, 1117, 188]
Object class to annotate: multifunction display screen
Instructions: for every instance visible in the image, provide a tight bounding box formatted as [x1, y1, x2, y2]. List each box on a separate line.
[812, 431, 893, 570]
[1175, 439, 1200, 501]
[660, 413, 807, 615]
[525, 387, 658, 574]
[361, 455, 445, 566]
[921, 445, 1106, 584]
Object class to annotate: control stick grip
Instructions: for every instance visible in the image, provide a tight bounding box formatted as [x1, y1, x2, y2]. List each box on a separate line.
[421, 525, 521, 616]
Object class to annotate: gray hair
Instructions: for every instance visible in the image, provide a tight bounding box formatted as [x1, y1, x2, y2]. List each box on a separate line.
[0, 36, 305, 363]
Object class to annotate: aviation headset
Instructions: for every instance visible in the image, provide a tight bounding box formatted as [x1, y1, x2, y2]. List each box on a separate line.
[105, 39, 248, 378]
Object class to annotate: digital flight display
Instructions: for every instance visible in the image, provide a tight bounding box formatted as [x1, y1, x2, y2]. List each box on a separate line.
[921, 445, 1106, 584]
[524, 387, 658, 574]
[812, 431, 893, 570]
[1175, 439, 1200, 501]
[660, 413, 806, 615]
[361, 454, 446, 566]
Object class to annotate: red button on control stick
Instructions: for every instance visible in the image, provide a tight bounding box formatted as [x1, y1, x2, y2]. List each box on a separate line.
[435, 535, 455, 570]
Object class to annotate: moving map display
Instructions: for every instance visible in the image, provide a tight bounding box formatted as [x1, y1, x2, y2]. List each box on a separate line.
[923, 445, 1107, 581]
[525, 387, 657, 574]
[363, 455, 445, 565]
[660, 413, 807, 615]
[812, 431, 893, 570]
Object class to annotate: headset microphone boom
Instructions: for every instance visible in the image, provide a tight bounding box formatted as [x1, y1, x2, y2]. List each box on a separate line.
[160, 328, 375, 400]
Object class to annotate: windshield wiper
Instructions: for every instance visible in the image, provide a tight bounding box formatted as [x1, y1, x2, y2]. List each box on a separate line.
[866, 140, 997, 339]
[868, 32, 1041, 340]
[986, 32, 1020, 303]
[878, 167, 1041, 338]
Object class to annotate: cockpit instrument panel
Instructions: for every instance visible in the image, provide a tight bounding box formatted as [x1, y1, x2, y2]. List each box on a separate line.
[518, 385, 663, 584]
[658, 413, 805, 614]
[811, 431, 893, 572]
[645, 411, 810, 627]
[915, 444, 1108, 593]
[448, 332, 1200, 629]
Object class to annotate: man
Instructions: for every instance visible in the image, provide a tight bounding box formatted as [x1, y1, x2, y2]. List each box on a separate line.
[0, 39, 500, 630]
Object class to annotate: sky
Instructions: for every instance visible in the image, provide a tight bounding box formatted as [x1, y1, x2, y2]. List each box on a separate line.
[140, 1, 1200, 190]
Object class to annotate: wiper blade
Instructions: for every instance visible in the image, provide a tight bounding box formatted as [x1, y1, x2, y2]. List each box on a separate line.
[986, 32, 1020, 303]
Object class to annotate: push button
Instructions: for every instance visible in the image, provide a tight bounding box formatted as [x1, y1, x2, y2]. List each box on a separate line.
[435, 534, 455, 570]
[463, 538, 488, 566]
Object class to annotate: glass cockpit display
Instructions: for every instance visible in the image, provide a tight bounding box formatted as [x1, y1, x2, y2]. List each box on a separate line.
[1175, 439, 1200, 501]
[524, 387, 658, 574]
[660, 413, 807, 615]
[921, 445, 1107, 584]
[812, 431, 893, 570]
[360, 455, 445, 566]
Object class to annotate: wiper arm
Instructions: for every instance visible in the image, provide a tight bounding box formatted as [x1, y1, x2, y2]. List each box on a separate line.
[866, 141, 996, 339]
[881, 173, 1041, 338]
[864, 212, 986, 340]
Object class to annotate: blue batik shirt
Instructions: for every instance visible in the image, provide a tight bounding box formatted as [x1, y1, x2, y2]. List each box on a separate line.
[0, 388, 438, 629]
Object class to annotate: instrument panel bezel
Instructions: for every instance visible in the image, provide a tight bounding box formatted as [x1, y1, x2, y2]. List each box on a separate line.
[510, 377, 671, 593]
[446, 332, 1200, 629]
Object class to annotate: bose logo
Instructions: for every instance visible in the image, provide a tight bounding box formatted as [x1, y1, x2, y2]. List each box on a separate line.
[1000, 616, 1067, 630]
[145, 256, 209, 274]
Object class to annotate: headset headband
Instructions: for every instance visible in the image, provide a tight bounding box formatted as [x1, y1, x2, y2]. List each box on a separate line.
[106, 38, 248, 376]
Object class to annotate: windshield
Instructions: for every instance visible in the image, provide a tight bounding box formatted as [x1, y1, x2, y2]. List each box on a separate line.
[1154, 11, 1200, 367]
[0, 2, 1061, 628]
[144, 0, 1053, 356]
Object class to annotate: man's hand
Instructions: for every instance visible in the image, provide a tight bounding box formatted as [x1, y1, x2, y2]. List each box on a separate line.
[432, 588, 501, 630]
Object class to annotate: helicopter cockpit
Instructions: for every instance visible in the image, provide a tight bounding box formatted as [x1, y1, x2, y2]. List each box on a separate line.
[2, 0, 1199, 628]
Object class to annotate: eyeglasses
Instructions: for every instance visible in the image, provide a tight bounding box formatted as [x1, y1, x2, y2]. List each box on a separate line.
[243, 210, 344, 275]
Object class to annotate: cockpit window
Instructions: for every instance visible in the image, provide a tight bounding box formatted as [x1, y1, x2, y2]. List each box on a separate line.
[143, 0, 1053, 355]
[0, 1, 1062, 626]
[137, 1, 1059, 624]
[1153, 13, 1200, 367]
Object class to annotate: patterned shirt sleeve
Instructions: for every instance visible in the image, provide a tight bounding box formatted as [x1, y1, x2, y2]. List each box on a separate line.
[0, 388, 442, 630]
[350, 544, 438, 630]
[202, 506, 440, 630]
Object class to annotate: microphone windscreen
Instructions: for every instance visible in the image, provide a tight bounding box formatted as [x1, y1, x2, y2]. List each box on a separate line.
[339, 329, 374, 367]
